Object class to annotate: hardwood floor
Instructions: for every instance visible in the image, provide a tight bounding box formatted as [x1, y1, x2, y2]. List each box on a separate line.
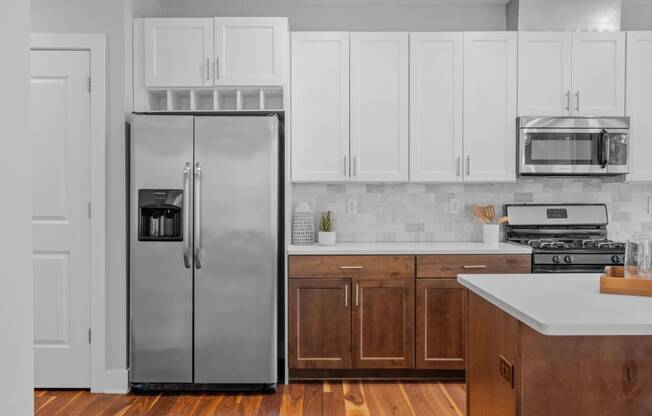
[34, 381, 466, 415]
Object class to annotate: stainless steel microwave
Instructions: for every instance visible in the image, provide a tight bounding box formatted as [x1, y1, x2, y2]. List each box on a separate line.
[518, 117, 629, 176]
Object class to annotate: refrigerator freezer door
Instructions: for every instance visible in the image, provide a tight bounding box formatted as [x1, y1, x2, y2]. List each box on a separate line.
[193, 116, 278, 384]
[130, 115, 194, 383]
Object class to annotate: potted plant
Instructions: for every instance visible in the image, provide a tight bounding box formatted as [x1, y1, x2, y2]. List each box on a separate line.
[318, 211, 336, 246]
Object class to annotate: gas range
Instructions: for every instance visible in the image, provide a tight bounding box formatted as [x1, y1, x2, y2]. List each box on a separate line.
[504, 204, 624, 273]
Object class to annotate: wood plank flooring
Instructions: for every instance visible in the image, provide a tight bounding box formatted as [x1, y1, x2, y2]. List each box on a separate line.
[34, 381, 465, 415]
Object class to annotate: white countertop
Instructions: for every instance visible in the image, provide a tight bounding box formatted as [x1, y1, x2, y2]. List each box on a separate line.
[458, 274, 652, 336]
[287, 242, 532, 255]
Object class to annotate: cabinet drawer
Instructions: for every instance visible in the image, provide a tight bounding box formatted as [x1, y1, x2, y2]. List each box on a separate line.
[289, 256, 415, 278]
[417, 255, 531, 278]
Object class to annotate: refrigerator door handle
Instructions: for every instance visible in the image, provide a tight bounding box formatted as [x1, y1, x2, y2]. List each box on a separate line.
[183, 162, 191, 269]
[194, 162, 202, 269]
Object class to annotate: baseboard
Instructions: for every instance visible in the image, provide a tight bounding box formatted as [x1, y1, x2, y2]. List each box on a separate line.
[92, 369, 129, 394]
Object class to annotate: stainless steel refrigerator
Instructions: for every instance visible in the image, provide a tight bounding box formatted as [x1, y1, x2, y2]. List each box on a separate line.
[129, 114, 278, 391]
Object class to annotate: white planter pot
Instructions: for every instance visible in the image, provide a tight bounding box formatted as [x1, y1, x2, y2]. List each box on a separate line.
[482, 224, 500, 246]
[318, 231, 336, 246]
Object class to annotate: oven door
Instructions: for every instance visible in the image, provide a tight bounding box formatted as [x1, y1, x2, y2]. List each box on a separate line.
[533, 264, 609, 273]
[519, 128, 629, 175]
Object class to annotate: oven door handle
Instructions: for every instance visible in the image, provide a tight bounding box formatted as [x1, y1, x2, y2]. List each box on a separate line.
[599, 129, 609, 169]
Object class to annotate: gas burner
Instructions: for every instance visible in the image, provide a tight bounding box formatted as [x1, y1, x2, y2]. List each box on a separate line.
[539, 241, 570, 249]
[580, 239, 625, 249]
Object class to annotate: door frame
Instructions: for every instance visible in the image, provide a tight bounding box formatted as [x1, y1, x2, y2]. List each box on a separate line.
[30, 34, 111, 393]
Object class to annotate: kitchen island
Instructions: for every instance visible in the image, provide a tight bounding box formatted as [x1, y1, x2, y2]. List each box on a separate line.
[458, 273, 652, 416]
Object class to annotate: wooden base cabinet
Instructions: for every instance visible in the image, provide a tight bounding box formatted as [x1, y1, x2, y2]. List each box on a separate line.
[352, 278, 415, 369]
[288, 279, 351, 369]
[416, 279, 466, 369]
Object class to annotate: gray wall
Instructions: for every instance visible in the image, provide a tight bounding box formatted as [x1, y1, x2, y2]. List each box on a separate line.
[1, 0, 33, 413]
[622, 3, 652, 30]
[31, 0, 129, 370]
[293, 180, 652, 243]
[134, 1, 507, 31]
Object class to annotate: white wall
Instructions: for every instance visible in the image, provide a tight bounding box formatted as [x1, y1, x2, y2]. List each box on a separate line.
[31, 0, 128, 372]
[622, 3, 652, 30]
[0, 0, 33, 414]
[134, 1, 507, 31]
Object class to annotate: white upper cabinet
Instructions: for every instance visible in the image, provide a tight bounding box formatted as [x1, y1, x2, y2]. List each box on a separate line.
[518, 31, 625, 116]
[463, 32, 517, 182]
[571, 32, 625, 116]
[144, 18, 214, 87]
[518, 32, 572, 116]
[291, 32, 350, 182]
[410, 33, 463, 182]
[214, 18, 287, 85]
[350, 32, 409, 182]
[626, 31, 652, 182]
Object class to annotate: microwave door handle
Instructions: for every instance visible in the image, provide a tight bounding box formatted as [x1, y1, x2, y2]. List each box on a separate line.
[600, 129, 609, 169]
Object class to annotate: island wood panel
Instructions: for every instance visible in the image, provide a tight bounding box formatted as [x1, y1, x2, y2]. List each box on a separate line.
[417, 254, 531, 278]
[467, 292, 519, 416]
[288, 278, 351, 369]
[518, 323, 652, 416]
[416, 279, 466, 370]
[288, 255, 415, 278]
[352, 278, 415, 369]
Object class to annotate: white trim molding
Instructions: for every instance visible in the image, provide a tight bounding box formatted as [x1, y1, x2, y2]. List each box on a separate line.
[30, 33, 119, 394]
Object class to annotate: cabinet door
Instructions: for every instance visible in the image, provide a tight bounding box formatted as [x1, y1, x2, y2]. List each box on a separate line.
[144, 18, 213, 87]
[571, 32, 625, 116]
[463, 32, 517, 183]
[350, 33, 409, 182]
[291, 32, 349, 182]
[518, 32, 572, 116]
[416, 279, 466, 369]
[410, 33, 464, 182]
[352, 278, 414, 368]
[214, 17, 287, 85]
[626, 31, 652, 182]
[288, 279, 351, 369]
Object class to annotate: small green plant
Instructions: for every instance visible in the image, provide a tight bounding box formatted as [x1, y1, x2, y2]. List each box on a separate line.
[319, 211, 333, 232]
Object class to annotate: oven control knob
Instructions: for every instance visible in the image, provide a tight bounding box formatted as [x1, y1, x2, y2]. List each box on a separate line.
[552, 255, 561, 264]
[611, 255, 621, 263]
[564, 255, 574, 264]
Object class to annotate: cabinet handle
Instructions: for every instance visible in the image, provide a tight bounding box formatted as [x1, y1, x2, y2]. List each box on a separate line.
[575, 91, 580, 112]
[214, 58, 219, 79]
[353, 155, 357, 177]
[456, 156, 461, 177]
[355, 284, 359, 307]
[466, 156, 470, 176]
[344, 155, 348, 178]
[345, 284, 348, 308]
[205, 58, 210, 81]
[463, 265, 487, 269]
[340, 266, 363, 269]
[565, 90, 571, 112]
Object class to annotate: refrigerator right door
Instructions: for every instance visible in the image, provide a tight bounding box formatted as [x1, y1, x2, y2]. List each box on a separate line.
[193, 116, 278, 384]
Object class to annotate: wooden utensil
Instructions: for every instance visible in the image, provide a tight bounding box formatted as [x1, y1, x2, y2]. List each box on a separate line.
[497, 216, 509, 225]
[473, 205, 487, 224]
[483, 205, 496, 223]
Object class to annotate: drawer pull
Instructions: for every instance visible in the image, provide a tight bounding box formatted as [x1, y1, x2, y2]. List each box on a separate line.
[345, 284, 348, 308]
[463, 265, 487, 269]
[355, 284, 359, 307]
[340, 266, 363, 269]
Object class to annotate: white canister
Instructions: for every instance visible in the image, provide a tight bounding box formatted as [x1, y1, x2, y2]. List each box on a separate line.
[482, 224, 500, 246]
[318, 231, 336, 246]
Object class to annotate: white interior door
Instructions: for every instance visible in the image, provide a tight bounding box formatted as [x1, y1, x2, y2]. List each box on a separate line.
[350, 32, 409, 182]
[517, 32, 572, 116]
[291, 32, 350, 182]
[409, 32, 463, 182]
[31, 50, 91, 388]
[571, 32, 625, 116]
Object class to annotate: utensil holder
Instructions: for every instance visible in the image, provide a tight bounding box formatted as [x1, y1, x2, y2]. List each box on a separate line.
[482, 224, 499, 245]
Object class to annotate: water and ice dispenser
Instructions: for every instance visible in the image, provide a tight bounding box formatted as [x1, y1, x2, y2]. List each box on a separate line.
[138, 189, 183, 241]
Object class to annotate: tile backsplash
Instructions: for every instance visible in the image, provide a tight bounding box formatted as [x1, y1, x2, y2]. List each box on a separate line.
[292, 179, 652, 242]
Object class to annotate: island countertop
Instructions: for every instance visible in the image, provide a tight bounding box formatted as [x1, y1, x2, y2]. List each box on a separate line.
[458, 273, 652, 336]
[288, 242, 532, 255]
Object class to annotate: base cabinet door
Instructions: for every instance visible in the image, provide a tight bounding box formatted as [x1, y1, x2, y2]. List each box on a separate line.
[352, 278, 414, 368]
[289, 279, 351, 369]
[416, 279, 466, 369]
